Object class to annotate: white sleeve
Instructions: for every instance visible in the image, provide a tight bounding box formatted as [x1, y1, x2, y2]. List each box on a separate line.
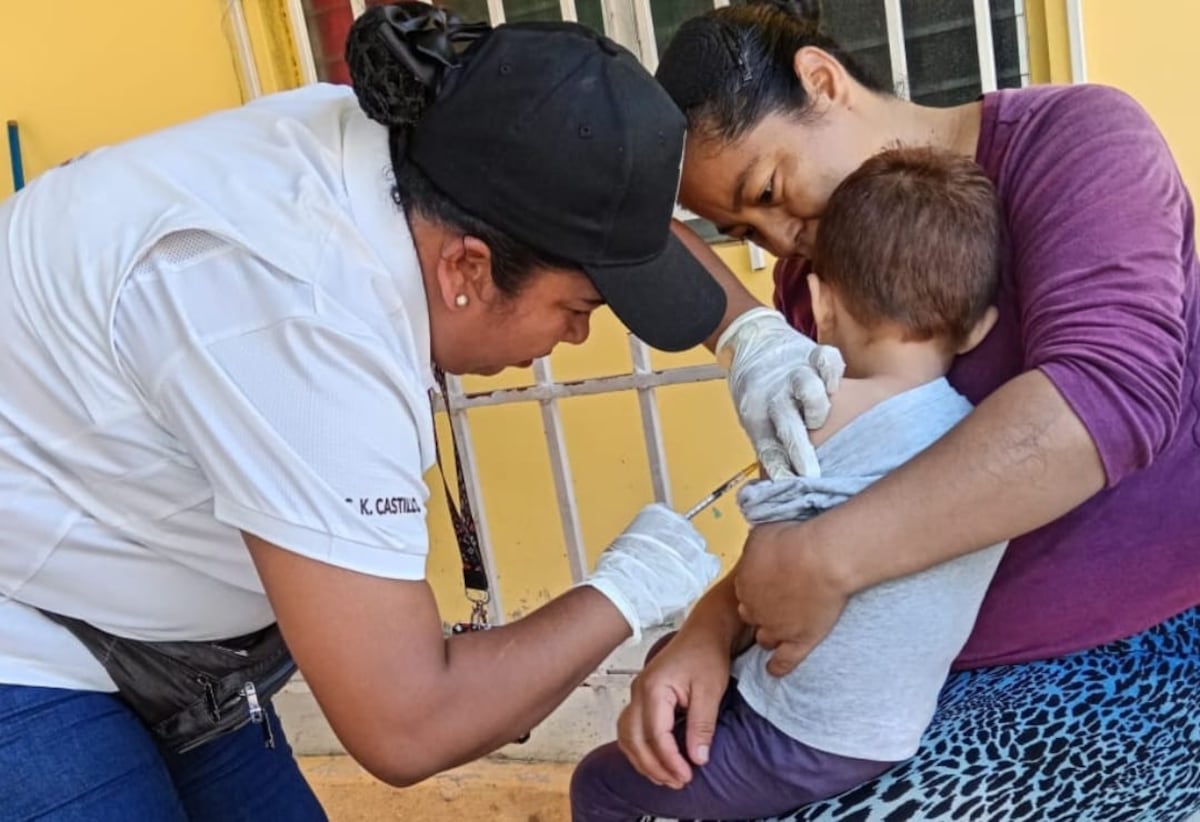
[113, 231, 432, 580]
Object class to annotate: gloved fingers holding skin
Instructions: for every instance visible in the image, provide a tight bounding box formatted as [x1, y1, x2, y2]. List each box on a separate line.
[790, 366, 834, 432]
[770, 387, 821, 478]
[720, 308, 841, 477]
[808, 343, 845, 401]
[757, 441, 794, 481]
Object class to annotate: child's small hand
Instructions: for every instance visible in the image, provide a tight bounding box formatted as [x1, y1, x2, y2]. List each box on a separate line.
[617, 629, 732, 789]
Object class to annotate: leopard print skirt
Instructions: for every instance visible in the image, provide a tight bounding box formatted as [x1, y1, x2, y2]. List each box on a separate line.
[655, 606, 1200, 822]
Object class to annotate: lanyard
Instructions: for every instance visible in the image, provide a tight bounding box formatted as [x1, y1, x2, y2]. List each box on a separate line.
[431, 367, 490, 627]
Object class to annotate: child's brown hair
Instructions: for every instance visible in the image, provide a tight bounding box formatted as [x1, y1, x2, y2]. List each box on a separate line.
[813, 146, 1001, 349]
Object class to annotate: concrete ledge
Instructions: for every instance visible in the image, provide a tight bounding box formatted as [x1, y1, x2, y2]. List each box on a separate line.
[299, 756, 573, 821]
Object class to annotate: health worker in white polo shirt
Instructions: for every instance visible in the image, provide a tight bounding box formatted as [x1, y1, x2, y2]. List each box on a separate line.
[0, 4, 843, 819]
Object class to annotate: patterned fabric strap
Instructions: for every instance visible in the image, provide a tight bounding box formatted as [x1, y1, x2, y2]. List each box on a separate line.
[432, 367, 490, 595]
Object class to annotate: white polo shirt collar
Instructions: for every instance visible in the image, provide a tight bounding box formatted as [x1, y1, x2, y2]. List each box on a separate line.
[341, 108, 435, 391]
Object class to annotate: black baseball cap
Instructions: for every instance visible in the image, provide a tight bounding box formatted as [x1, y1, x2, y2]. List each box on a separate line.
[407, 22, 726, 352]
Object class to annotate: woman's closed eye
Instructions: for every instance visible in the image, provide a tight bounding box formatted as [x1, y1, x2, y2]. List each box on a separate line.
[757, 174, 775, 205]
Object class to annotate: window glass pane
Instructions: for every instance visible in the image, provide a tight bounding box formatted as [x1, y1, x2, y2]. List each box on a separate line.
[819, 0, 894, 94]
[503, 0, 563, 23]
[990, 0, 1026, 90]
[445, 0, 491, 24]
[575, 0, 605, 33]
[900, 0, 1023, 105]
[901, 0, 982, 105]
[651, 0, 715, 59]
[723, 0, 1023, 106]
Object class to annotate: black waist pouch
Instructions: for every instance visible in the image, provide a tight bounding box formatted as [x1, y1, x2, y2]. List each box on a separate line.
[38, 610, 296, 754]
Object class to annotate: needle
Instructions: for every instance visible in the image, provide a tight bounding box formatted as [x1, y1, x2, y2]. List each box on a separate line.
[683, 462, 759, 520]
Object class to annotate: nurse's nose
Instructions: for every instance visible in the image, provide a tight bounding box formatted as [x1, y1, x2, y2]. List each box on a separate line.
[563, 313, 592, 346]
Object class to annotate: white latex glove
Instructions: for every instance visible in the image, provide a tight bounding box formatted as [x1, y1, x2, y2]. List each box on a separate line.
[579, 504, 720, 644]
[717, 307, 844, 479]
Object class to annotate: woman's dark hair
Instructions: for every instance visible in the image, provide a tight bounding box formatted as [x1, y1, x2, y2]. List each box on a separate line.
[656, 0, 887, 144]
[345, 2, 575, 296]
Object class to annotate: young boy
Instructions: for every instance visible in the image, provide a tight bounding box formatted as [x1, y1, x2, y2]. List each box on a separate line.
[571, 146, 1008, 820]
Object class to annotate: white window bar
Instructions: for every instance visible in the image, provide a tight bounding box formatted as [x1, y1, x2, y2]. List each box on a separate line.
[285, 0, 320, 83]
[972, 0, 998, 93]
[442, 363, 723, 409]
[629, 337, 673, 508]
[598, 0, 635, 44]
[1013, 0, 1031, 86]
[1065, 0, 1087, 83]
[441, 373, 506, 623]
[882, 0, 910, 100]
[227, 0, 263, 99]
[631, 0, 659, 71]
[348, 0, 366, 19]
[560, 0, 579, 23]
[747, 243, 767, 271]
[531, 358, 591, 584]
[487, 0, 507, 25]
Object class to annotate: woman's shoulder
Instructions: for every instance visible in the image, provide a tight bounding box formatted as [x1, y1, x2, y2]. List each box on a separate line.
[982, 84, 1162, 166]
[986, 83, 1148, 129]
[980, 84, 1174, 213]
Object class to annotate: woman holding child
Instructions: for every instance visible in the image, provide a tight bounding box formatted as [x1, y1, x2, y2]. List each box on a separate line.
[574, 0, 1200, 818]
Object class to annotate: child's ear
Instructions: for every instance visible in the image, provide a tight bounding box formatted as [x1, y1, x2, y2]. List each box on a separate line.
[957, 306, 999, 354]
[807, 272, 835, 339]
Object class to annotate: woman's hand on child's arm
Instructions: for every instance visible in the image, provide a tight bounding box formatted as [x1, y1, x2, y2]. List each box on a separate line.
[736, 370, 1105, 676]
[617, 574, 746, 789]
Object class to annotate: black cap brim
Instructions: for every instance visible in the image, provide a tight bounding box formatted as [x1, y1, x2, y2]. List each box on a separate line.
[583, 233, 727, 353]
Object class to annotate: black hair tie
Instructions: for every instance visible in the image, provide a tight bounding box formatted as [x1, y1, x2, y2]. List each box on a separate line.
[374, 4, 491, 94]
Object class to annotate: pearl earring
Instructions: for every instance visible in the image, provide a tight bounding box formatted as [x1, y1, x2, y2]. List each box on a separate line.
[455, 294, 469, 308]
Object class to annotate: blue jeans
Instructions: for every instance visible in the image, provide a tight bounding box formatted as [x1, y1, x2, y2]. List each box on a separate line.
[0, 684, 326, 821]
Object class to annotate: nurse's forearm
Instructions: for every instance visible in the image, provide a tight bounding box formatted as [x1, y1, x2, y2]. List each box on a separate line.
[817, 370, 1105, 591]
[427, 586, 629, 773]
[245, 537, 629, 789]
[671, 222, 763, 351]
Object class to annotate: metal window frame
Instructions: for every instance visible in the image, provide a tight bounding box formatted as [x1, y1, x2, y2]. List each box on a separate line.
[883, 0, 911, 99]
[228, 0, 263, 99]
[433, 346, 725, 623]
[1066, 0, 1088, 83]
[973, 0, 999, 92]
[286, 0, 1041, 626]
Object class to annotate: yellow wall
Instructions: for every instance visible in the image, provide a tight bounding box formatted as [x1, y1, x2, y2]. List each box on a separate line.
[1079, 0, 1200, 199]
[0, 1, 248, 198]
[1023, 0, 1073, 84]
[6, 1, 1197, 628]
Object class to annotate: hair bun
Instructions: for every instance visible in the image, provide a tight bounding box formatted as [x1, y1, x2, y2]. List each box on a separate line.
[346, 2, 490, 129]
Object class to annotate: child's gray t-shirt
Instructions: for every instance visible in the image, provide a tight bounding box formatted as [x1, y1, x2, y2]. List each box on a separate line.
[731, 377, 1006, 761]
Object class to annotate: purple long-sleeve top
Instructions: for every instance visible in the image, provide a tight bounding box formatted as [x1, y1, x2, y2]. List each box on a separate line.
[775, 84, 1199, 668]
